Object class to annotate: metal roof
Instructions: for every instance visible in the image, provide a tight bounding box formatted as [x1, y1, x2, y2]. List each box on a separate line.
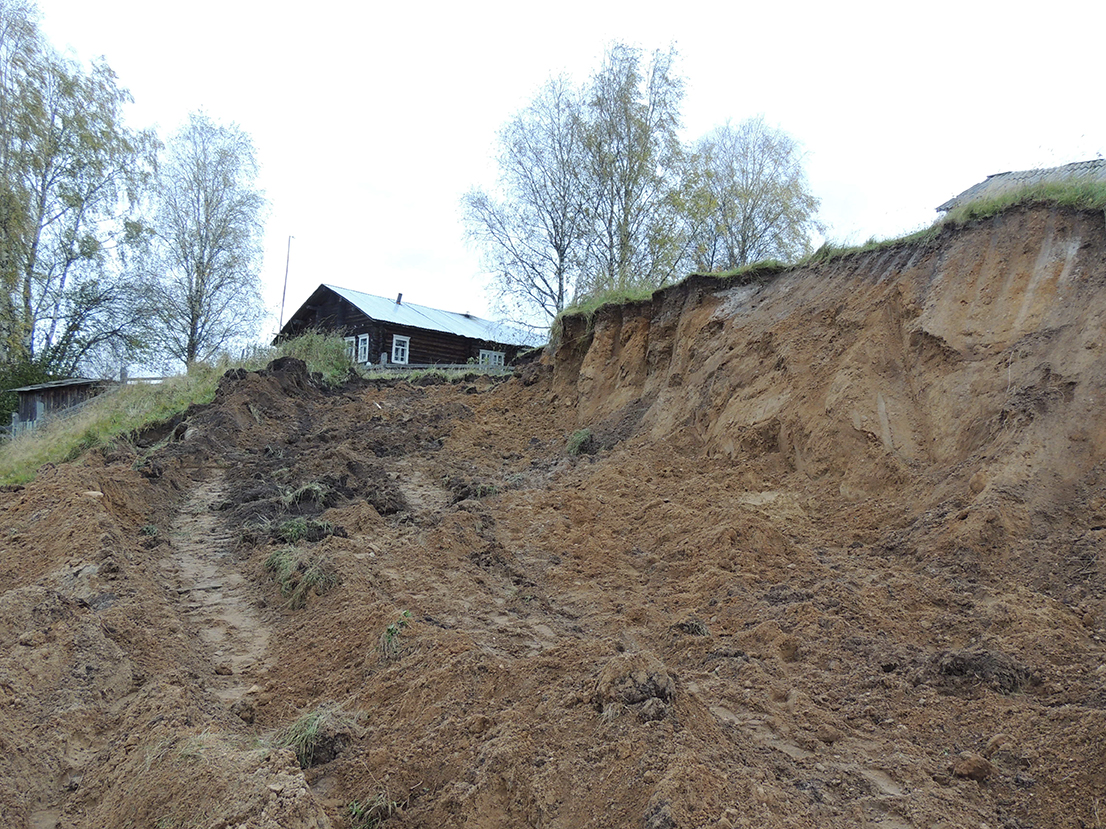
[938, 159, 1106, 212]
[324, 285, 538, 346]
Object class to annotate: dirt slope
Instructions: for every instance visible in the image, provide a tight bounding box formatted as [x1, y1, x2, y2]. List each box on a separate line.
[1, 203, 1105, 829]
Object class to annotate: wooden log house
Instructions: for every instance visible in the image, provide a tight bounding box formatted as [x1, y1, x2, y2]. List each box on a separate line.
[277, 285, 534, 367]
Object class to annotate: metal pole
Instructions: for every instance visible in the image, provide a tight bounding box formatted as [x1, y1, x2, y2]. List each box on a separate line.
[278, 235, 294, 332]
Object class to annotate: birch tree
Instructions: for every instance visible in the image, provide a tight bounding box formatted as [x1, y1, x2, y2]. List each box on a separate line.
[684, 117, 820, 271]
[464, 43, 822, 325]
[0, 0, 156, 373]
[151, 111, 266, 367]
[462, 77, 588, 323]
[578, 43, 686, 295]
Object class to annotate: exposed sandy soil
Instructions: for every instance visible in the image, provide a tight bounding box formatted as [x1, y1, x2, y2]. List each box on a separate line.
[1, 204, 1105, 828]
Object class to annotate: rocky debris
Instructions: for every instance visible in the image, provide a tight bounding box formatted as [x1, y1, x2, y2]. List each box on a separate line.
[932, 648, 1036, 694]
[952, 753, 997, 781]
[596, 652, 676, 722]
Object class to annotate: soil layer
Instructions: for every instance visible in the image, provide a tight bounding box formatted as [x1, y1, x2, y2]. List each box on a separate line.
[2, 205, 1105, 828]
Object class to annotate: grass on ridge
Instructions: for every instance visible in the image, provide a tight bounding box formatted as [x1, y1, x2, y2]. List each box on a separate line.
[0, 333, 355, 485]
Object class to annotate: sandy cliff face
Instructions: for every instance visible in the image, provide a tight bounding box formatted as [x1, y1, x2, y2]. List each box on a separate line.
[557, 206, 1106, 508]
[1, 205, 1105, 829]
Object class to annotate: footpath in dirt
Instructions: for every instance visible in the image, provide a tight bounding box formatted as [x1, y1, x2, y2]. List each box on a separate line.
[1, 203, 1105, 829]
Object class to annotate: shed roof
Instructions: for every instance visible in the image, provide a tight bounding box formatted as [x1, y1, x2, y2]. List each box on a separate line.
[10, 378, 103, 393]
[938, 159, 1106, 212]
[323, 285, 537, 346]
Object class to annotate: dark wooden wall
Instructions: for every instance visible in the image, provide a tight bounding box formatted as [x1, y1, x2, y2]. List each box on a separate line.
[17, 382, 105, 422]
[283, 289, 526, 365]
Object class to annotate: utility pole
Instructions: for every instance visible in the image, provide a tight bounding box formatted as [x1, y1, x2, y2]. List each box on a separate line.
[278, 235, 294, 332]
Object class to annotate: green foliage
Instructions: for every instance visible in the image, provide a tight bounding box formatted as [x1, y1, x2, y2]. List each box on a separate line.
[349, 792, 402, 829]
[266, 329, 353, 386]
[683, 117, 821, 270]
[566, 428, 594, 456]
[0, 3, 158, 373]
[464, 42, 821, 326]
[579, 43, 686, 297]
[379, 610, 413, 660]
[264, 546, 339, 609]
[139, 524, 159, 537]
[463, 42, 687, 324]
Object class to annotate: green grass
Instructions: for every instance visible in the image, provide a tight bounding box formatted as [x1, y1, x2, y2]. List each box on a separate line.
[801, 179, 1106, 266]
[274, 517, 337, 543]
[0, 333, 355, 485]
[258, 328, 355, 385]
[349, 791, 402, 829]
[278, 481, 330, 508]
[270, 704, 350, 769]
[358, 366, 511, 384]
[566, 428, 594, 457]
[556, 286, 657, 326]
[941, 179, 1106, 226]
[695, 258, 789, 282]
[264, 545, 339, 609]
[379, 610, 413, 660]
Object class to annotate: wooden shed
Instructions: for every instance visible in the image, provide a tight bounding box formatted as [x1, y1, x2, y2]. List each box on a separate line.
[9, 378, 111, 435]
[278, 285, 535, 367]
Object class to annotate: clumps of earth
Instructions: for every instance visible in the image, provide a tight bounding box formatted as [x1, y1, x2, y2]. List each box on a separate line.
[1, 205, 1106, 828]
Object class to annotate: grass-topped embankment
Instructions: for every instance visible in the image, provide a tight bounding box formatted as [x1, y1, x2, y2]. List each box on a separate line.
[806, 178, 1106, 264]
[553, 259, 791, 335]
[940, 178, 1106, 226]
[557, 178, 1106, 329]
[0, 332, 354, 485]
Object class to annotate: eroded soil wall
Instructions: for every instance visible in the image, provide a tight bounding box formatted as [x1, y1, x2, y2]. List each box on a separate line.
[1, 206, 1105, 829]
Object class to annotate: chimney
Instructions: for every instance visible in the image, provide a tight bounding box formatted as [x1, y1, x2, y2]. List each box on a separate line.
[396, 293, 403, 305]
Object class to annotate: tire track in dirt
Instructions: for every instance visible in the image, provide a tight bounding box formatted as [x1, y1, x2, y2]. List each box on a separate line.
[161, 473, 271, 705]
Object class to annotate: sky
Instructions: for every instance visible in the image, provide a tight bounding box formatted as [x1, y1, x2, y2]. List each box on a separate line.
[32, 0, 1106, 339]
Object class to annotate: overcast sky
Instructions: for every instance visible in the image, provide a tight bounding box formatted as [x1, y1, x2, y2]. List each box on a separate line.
[34, 0, 1106, 336]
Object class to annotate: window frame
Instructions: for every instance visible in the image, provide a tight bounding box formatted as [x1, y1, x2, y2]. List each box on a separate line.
[391, 335, 410, 365]
[357, 334, 370, 364]
[344, 336, 356, 361]
[478, 349, 505, 367]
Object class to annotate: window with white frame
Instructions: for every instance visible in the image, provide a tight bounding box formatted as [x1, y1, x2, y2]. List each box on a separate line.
[391, 335, 410, 365]
[357, 334, 370, 363]
[344, 336, 356, 361]
[478, 349, 505, 367]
